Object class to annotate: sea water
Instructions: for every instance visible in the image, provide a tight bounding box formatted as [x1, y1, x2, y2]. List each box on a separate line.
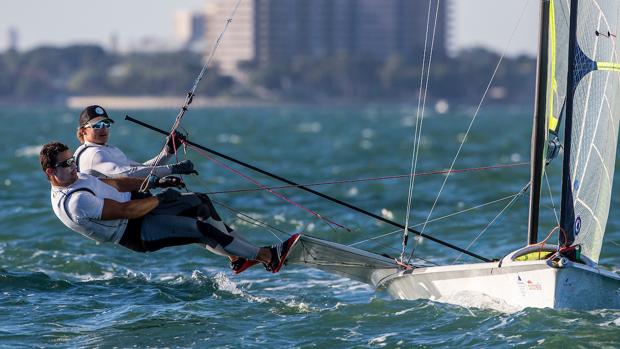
[1, 105, 618, 347]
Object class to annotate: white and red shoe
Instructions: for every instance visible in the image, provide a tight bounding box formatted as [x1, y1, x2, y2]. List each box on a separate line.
[267, 233, 301, 273]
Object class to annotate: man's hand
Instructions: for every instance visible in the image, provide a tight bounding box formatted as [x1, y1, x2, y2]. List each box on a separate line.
[147, 175, 185, 189]
[156, 188, 181, 203]
[165, 131, 187, 154]
[170, 160, 198, 175]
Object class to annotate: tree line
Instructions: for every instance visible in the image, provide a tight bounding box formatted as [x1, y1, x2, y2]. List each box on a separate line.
[0, 45, 536, 105]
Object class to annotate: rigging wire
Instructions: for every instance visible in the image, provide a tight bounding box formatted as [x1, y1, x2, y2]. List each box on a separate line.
[186, 143, 350, 233]
[408, 0, 533, 259]
[185, 160, 292, 242]
[349, 192, 523, 247]
[209, 198, 289, 242]
[451, 182, 530, 264]
[544, 170, 561, 226]
[138, 0, 244, 192]
[203, 162, 529, 195]
[401, 0, 437, 261]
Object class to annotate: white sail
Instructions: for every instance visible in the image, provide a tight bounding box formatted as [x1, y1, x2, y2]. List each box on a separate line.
[564, 0, 620, 262]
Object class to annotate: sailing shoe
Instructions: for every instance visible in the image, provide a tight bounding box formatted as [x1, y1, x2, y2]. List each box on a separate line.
[268, 234, 301, 273]
[231, 258, 260, 274]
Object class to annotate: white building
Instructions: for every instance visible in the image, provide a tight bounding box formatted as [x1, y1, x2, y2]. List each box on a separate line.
[174, 10, 208, 50]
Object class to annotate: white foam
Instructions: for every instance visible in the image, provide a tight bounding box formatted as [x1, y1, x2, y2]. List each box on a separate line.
[381, 208, 394, 220]
[437, 290, 521, 313]
[273, 213, 286, 223]
[15, 144, 43, 157]
[394, 307, 418, 316]
[368, 332, 398, 346]
[598, 314, 620, 327]
[279, 299, 314, 313]
[297, 122, 322, 133]
[213, 272, 268, 303]
[346, 187, 359, 197]
[216, 133, 242, 144]
[361, 128, 374, 139]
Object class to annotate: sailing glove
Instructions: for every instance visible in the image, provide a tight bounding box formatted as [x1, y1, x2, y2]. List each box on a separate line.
[156, 188, 181, 203]
[165, 131, 187, 154]
[147, 175, 185, 189]
[170, 160, 198, 175]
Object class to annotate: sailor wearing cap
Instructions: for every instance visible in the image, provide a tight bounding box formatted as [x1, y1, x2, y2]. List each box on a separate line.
[75, 105, 195, 179]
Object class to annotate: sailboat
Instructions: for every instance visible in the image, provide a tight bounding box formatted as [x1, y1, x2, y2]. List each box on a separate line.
[281, 0, 620, 310]
[128, 0, 620, 310]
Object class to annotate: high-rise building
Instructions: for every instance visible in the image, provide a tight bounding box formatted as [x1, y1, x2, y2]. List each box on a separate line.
[175, 11, 208, 49]
[109, 32, 119, 53]
[7, 27, 18, 51]
[205, 1, 256, 75]
[203, 0, 447, 75]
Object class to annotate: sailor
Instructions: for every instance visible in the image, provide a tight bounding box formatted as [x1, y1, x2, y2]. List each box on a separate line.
[73, 105, 277, 269]
[74, 105, 196, 178]
[40, 141, 299, 274]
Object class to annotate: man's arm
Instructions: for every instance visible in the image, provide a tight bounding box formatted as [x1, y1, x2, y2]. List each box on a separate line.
[101, 177, 146, 192]
[101, 197, 160, 220]
[91, 151, 173, 178]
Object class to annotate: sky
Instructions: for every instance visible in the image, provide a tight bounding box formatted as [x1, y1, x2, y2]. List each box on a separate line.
[0, 0, 539, 56]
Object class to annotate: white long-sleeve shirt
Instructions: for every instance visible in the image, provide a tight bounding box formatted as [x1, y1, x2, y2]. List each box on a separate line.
[75, 141, 175, 178]
[51, 173, 132, 243]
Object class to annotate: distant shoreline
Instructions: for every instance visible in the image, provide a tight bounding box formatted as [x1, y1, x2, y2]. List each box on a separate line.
[66, 96, 281, 109]
[0, 96, 534, 114]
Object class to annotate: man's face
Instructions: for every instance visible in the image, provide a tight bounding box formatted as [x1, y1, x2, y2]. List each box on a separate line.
[47, 150, 78, 186]
[82, 118, 111, 145]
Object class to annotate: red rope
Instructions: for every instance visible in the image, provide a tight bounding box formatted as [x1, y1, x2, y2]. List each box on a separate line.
[204, 162, 530, 195]
[186, 144, 350, 231]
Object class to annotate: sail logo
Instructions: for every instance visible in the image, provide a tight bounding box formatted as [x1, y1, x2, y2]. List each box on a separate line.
[574, 217, 582, 236]
[516, 275, 542, 293]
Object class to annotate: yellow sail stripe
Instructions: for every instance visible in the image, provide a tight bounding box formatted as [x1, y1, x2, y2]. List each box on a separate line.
[596, 62, 620, 72]
[547, 0, 559, 132]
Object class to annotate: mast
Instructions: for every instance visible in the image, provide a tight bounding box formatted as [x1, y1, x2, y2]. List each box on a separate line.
[527, 0, 551, 245]
[559, 0, 579, 247]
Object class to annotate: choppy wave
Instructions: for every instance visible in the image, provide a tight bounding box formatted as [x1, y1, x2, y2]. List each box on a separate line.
[2, 106, 620, 347]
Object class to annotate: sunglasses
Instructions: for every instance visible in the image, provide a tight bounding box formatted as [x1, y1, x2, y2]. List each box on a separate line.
[86, 120, 112, 129]
[53, 156, 76, 168]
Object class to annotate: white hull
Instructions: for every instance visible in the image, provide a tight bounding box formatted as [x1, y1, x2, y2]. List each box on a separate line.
[377, 259, 620, 311]
[288, 236, 620, 311]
